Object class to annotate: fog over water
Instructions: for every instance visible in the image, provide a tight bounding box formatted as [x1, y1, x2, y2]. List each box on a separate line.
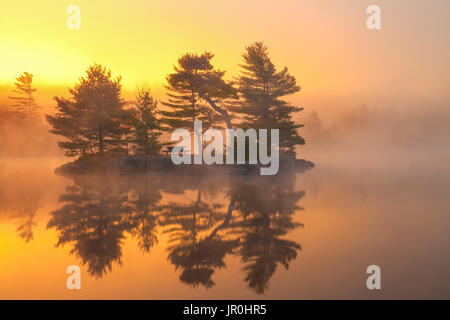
[1, 101, 449, 299]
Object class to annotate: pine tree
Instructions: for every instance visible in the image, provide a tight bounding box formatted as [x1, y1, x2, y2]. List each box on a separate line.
[46, 64, 132, 157]
[131, 89, 162, 155]
[305, 110, 325, 140]
[232, 42, 305, 156]
[161, 52, 235, 132]
[8, 72, 38, 119]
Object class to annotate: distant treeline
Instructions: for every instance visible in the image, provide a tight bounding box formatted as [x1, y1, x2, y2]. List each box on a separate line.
[300, 104, 450, 168]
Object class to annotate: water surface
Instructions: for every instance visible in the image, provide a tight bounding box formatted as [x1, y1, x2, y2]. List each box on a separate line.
[0, 159, 449, 299]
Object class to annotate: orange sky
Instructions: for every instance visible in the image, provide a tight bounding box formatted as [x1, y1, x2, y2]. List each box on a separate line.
[1, 0, 449, 113]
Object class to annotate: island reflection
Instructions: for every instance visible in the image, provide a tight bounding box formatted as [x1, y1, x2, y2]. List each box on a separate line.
[46, 173, 305, 294]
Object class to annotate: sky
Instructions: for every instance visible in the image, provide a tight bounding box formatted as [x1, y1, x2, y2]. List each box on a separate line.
[1, 0, 449, 114]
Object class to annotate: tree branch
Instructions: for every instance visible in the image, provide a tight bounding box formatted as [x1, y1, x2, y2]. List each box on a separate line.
[202, 96, 233, 130]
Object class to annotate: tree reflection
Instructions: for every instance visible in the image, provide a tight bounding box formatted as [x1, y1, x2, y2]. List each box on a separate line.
[126, 181, 163, 253]
[13, 195, 40, 242]
[8, 187, 42, 243]
[160, 188, 238, 288]
[47, 180, 133, 277]
[229, 176, 304, 294]
[47, 174, 305, 293]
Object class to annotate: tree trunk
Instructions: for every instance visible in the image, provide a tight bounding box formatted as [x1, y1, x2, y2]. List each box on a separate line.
[203, 96, 233, 130]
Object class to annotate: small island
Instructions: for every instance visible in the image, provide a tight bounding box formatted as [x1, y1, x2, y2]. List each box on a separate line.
[45, 43, 313, 176]
[55, 154, 314, 176]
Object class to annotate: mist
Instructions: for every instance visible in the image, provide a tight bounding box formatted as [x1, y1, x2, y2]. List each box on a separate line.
[299, 102, 450, 172]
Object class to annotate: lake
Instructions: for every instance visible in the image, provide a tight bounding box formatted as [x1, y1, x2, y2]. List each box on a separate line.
[0, 158, 449, 299]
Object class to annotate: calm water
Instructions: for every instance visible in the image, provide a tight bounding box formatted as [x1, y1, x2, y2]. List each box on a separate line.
[0, 159, 449, 299]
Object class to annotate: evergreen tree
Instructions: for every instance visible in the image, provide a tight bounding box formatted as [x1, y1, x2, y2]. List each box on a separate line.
[161, 52, 212, 131]
[304, 110, 330, 145]
[131, 89, 162, 155]
[232, 42, 305, 156]
[161, 52, 236, 132]
[46, 64, 132, 157]
[306, 111, 323, 133]
[8, 72, 38, 119]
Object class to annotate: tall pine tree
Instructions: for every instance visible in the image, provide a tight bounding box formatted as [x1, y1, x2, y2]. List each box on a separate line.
[161, 52, 234, 132]
[232, 42, 305, 156]
[46, 64, 132, 157]
[8, 72, 38, 119]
